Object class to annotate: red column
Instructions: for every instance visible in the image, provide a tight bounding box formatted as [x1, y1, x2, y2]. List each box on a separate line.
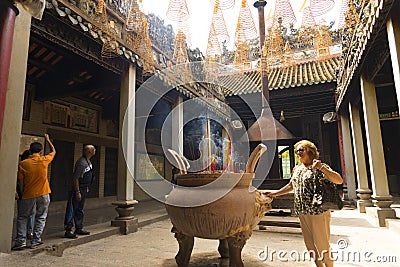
[0, 1, 19, 147]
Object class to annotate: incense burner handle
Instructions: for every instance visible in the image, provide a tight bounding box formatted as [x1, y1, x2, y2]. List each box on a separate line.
[167, 149, 187, 174]
[180, 155, 190, 171]
[245, 144, 267, 173]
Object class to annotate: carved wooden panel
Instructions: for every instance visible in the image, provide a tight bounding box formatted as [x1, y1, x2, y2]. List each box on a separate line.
[43, 101, 99, 133]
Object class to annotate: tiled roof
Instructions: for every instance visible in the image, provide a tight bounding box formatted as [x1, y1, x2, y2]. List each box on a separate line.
[222, 56, 340, 96]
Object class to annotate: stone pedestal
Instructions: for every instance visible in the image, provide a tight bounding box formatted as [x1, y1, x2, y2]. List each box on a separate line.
[356, 188, 373, 213]
[366, 206, 396, 227]
[357, 200, 373, 213]
[111, 200, 138, 234]
[365, 196, 396, 227]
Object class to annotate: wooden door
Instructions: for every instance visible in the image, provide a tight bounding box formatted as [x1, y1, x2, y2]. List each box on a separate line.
[50, 140, 74, 201]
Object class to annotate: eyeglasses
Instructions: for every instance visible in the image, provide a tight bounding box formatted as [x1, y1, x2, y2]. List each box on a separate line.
[295, 148, 305, 154]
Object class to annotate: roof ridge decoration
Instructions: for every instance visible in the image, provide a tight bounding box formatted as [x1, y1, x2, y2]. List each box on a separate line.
[126, 0, 146, 34]
[263, 27, 284, 69]
[314, 24, 333, 59]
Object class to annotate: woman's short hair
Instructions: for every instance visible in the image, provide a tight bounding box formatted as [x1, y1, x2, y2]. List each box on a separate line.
[295, 140, 319, 160]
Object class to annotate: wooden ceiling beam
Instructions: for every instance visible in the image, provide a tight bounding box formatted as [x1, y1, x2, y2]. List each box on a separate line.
[35, 73, 120, 101]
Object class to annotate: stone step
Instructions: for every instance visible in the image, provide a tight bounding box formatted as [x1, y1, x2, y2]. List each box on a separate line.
[22, 209, 169, 256]
[258, 213, 301, 228]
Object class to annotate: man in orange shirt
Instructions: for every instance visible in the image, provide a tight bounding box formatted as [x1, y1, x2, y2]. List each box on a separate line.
[13, 134, 56, 250]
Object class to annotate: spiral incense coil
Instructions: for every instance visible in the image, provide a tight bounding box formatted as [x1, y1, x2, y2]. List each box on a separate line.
[101, 38, 118, 58]
[206, 24, 222, 58]
[210, 0, 234, 10]
[232, 0, 256, 68]
[132, 17, 155, 75]
[166, 0, 190, 22]
[337, 0, 349, 29]
[310, 0, 335, 16]
[135, 34, 155, 75]
[211, 1, 230, 43]
[271, 0, 297, 29]
[176, 17, 192, 46]
[234, 0, 257, 41]
[301, 6, 316, 27]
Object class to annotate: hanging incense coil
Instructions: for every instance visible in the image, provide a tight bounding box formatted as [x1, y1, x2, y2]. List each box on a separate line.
[271, 0, 297, 29]
[206, 23, 222, 58]
[101, 35, 119, 58]
[301, 6, 316, 28]
[134, 21, 155, 75]
[234, 0, 257, 42]
[177, 18, 192, 46]
[94, 0, 118, 58]
[135, 35, 155, 75]
[337, 0, 349, 29]
[310, 0, 335, 17]
[232, 0, 257, 69]
[211, 1, 230, 43]
[166, 0, 190, 22]
[210, 0, 234, 10]
[172, 29, 192, 84]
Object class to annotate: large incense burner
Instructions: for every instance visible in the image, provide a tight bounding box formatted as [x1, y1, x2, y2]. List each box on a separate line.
[165, 144, 272, 267]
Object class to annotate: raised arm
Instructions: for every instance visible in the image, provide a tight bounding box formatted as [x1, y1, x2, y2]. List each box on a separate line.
[312, 159, 343, 184]
[45, 134, 56, 155]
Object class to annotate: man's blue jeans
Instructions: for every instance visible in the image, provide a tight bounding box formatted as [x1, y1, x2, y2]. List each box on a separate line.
[17, 199, 35, 235]
[15, 194, 50, 246]
[64, 187, 88, 231]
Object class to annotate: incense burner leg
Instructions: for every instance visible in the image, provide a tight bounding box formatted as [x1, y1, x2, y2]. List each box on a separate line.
[227, 231, 252, 267]
[218, 239, 229, 258]
[174, 232, 194, 267]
